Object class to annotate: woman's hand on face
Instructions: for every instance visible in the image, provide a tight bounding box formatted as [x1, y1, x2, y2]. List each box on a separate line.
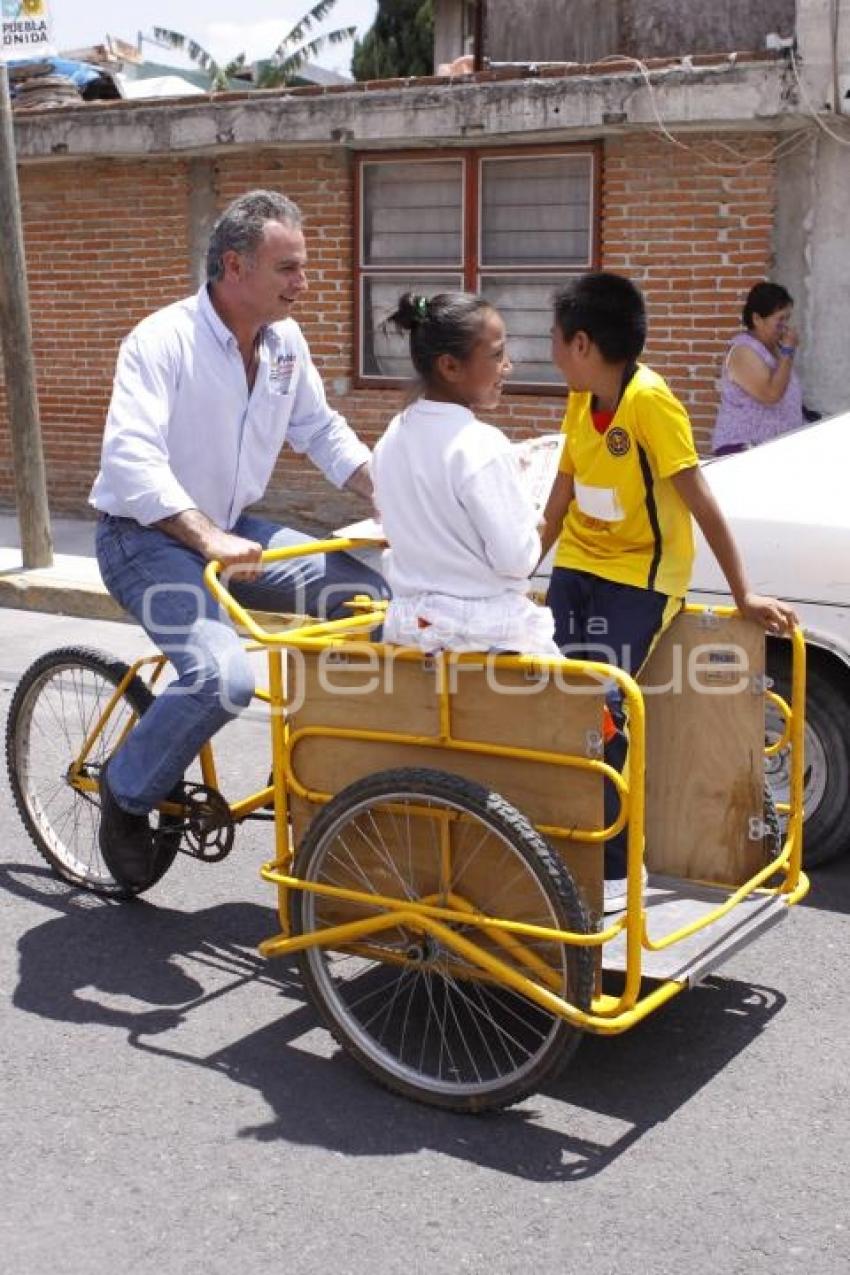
[778, 323, 800, 351]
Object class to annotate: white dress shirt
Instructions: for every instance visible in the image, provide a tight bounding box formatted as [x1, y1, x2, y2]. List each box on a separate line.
[89, 285, 370, 529]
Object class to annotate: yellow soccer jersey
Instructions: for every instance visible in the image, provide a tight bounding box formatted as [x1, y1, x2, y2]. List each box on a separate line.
[554, 363, 699, 597]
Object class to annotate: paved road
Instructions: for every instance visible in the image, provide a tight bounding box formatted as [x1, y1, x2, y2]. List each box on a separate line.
[1, 608, 848, 1275]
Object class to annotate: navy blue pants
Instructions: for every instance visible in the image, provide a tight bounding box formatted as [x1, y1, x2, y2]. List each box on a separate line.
[546, 567, 681, 878]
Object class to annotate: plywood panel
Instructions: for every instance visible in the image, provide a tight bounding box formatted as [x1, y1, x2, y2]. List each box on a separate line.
[639, 612, 766, 884]
[288, 647, 441, 737]
[450, 662, 604, 755]
[288, 648, 606, 915]
[292, 737, 602, 830]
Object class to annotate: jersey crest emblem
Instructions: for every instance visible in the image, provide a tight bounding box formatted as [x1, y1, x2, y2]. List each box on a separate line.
[606, 427, 631, 457]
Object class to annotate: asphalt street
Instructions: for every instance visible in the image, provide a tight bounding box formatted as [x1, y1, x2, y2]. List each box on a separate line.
[1, 607, 849, 1275]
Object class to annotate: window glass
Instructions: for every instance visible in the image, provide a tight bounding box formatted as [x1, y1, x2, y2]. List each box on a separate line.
[479, 276, 562, 385]
[480, 155, 592, 267]
[362, 161, 463, 267]
[362, 275, 463, 378]
[356, 149, 596, 387]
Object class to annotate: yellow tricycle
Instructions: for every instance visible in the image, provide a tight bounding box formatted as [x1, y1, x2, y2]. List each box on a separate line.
[6, 539, 808, 1111]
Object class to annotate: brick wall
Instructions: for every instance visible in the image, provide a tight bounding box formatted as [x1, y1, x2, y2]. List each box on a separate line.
[0, 130, 775, 527]
[603, 132, 776, 452]
[1, 158, 194, 514]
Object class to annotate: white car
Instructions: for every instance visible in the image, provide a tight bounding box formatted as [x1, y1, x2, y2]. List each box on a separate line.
[692, 413, 850, 866]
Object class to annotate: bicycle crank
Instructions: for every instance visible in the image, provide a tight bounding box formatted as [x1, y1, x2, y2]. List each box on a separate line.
[158, 783, 236, 862]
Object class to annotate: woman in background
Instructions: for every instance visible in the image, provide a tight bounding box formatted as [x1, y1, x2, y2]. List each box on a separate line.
[712, 281, 804, 456]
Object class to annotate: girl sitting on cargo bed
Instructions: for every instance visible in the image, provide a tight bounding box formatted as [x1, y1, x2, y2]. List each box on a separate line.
[371, 291, 559, 656]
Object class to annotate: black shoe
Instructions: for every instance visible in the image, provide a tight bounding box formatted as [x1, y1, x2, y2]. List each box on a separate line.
[98, 762, 155, 889]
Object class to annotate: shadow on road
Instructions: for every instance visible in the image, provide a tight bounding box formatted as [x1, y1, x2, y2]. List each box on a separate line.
[800, 853, 850, 916]
[5, 863, 786, 1182]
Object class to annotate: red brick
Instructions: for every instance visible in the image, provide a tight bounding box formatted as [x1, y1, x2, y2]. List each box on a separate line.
[0, 130, 779, 511]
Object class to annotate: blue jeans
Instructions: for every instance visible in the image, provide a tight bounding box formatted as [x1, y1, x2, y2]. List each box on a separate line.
[95, 512, 389, 814]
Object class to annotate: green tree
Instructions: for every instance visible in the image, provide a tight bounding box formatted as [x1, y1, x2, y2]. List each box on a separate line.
[351, 0, 434, 81]
[153, 1, 355, 91]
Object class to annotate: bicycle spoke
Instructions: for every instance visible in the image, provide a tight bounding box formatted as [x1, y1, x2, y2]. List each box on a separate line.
[8, 653, 174, 895]
[296, 774, 589, 1107]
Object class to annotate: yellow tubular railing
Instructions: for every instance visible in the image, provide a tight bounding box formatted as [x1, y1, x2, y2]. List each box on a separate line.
[196, 550, 809, 1033]
[257, 902, 685, 1035]
[784, 624, 807, 894]
[765, 688, 792, 755]
[282, 722, 631, 843]
[203, 539, 388, 644]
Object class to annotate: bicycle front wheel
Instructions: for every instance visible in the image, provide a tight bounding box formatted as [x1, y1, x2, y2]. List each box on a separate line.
[6, 646, 181, 898]
[293, 767, 594, 1112]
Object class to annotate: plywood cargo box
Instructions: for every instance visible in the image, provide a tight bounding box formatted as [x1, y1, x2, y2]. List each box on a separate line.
[284, 611, 766, 918]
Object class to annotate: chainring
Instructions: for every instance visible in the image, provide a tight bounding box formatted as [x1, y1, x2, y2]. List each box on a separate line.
[159, 783, 236, 862]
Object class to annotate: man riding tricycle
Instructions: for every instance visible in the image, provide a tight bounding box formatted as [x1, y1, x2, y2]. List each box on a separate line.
[5, 538, 807, 1111]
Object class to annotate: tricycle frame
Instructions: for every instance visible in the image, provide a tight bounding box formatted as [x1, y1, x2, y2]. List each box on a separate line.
[53, 538, 808, 1043]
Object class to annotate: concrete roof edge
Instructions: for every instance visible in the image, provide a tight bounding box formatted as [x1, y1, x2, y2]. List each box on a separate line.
[11, 55, 803, 161]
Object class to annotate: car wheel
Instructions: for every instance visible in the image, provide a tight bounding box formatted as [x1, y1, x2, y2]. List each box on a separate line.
[766, 651, 850, 867]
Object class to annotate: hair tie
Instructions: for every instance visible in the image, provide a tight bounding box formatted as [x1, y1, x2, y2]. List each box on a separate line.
[415, 295, 429, 320]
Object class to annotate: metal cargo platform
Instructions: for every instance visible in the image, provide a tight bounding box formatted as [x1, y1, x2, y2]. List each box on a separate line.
[601, 874, 790, 986]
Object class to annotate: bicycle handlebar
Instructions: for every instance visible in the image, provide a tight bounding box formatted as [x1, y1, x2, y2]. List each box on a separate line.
[203, 536, 388, 644]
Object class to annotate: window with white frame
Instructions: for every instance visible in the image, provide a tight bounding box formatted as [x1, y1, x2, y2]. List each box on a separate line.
[355, 147, 598, 389]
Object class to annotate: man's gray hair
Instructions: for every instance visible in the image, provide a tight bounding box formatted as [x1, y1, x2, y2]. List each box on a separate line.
[206, 189, 303, 282]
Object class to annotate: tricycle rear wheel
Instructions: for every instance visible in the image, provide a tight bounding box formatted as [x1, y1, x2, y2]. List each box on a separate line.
[293, 767, 594, 1112]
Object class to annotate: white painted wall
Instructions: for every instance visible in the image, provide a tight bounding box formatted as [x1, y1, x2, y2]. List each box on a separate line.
[795, 0, 850, 110]
[773, 1, 850, 416]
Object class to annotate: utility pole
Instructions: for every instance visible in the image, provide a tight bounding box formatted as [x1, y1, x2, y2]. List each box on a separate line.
[0, 62, 52, 568]
[472, 0, 486, 72]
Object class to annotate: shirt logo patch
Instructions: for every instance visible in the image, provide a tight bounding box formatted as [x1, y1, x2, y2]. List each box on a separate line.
[269, 352, 297, 394]
[606, 427, 631, 457]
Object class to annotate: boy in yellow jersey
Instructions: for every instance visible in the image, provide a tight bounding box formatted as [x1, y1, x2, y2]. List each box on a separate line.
[539, 273, 797, 912]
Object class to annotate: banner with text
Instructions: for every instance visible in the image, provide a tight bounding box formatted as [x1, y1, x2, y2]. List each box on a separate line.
[2, 0, 55, 63]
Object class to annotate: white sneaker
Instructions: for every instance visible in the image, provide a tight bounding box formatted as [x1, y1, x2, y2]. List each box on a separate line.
[603, 866, 648, 914]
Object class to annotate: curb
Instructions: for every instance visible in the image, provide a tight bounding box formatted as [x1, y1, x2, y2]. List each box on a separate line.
[0, 569, 127, 622]
[0, 569, 290, 631]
